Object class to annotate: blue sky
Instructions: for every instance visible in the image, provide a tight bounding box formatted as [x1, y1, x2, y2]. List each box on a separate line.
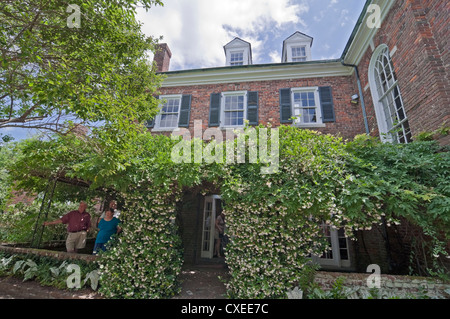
[137, 0, 367, 70]
[4, 0, 368, 141]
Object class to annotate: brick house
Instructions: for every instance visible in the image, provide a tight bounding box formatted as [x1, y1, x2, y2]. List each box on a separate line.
[148, 0, 449, 273]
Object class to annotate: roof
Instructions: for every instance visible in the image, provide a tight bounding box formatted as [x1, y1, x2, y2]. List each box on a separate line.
[223, 37, 253, 64]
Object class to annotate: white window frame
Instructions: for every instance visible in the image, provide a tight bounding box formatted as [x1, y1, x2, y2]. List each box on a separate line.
[284, 42, 312, 62]
[291, 46, 307, 62]
[220, 91, 247, 128]
[291, 87, 325, 128]
[229, 50, 244, 66]
[312, 224, 351, 269]
[153, 94, 182, 131]
[368, 44, 411, 144]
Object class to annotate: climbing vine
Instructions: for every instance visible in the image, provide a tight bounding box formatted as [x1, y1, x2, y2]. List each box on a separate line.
[4, 125, 449, 298]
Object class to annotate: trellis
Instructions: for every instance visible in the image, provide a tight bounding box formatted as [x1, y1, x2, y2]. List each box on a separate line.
[29, 173, 102, 249]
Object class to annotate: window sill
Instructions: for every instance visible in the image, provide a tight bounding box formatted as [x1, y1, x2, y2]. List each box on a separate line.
[291, 123, 326, 128]
[220, 126, 245, 130]
[151, 127, 181, 132]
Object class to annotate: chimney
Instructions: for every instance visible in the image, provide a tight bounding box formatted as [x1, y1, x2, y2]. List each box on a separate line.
[153, 43, 172, 72]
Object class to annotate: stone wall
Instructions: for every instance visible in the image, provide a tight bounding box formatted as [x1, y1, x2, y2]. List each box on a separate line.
[0, 244, 97, 263]
[314, 271, 450, 299]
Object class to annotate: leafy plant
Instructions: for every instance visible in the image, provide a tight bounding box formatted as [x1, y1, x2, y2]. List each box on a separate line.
[13, 259, 38, 281]
[84, 269, 100, 291]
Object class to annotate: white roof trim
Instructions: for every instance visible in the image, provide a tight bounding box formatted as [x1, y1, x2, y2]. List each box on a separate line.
[161, 62, 352, 87]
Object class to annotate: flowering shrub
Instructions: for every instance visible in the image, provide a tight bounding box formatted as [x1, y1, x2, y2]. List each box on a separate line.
[6, 125, 449, 298]
[221, 127, 395, 298]
[97, 185, 184, 298]
[96, 133, 203, 299]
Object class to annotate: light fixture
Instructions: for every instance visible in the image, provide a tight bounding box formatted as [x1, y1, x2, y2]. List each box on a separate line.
[351, 94, 359, 104]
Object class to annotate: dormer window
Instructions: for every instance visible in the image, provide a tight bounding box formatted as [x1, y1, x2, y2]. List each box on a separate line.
[292, 46, 307, 62]
[282, 31, 313, 63]
[224, 37, 252, 66]
[230, 51, 244, 66]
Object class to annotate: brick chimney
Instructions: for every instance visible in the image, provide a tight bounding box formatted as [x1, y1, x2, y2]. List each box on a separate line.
[153, 43, 172, 72]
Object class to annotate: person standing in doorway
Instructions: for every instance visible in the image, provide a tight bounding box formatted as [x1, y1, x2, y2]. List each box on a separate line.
[43, 201, 91, 253]
[214, 211, 225, 258]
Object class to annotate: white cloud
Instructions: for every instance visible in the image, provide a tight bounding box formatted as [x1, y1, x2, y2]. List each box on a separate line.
[339, 9, 351, 27]
[269, 50, 281, 63]
[137, 0, 309, 70]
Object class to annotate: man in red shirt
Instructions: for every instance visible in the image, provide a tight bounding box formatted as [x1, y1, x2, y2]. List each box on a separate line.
[44, 201, 91, 253]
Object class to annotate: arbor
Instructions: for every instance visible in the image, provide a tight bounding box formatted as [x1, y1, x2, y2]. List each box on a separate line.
[4, 126, 449, 298]
[0, 0, 163, 136]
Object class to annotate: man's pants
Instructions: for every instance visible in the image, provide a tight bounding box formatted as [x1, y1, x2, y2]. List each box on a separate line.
[66, 231, 87, 252]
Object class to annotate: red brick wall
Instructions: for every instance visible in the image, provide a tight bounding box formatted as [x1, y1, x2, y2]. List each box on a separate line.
[158, 75, 365, 141]
[7, 189, 35, 207]
[154, 43, 172, 72]
[357, 0, 450, 145]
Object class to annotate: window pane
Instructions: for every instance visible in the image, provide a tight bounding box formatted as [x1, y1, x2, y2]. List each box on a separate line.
[230, 52, 244, 65]
[302, 108, 317, 123]
[224, 111, 244, 126]
[158, 97, 180, 128]
[224, 95, 244, 111]
[292, 46, 306, 57]
[293, 90, 317, 124]
[340, 249, 349, 260]
[160, 114, 178, 128]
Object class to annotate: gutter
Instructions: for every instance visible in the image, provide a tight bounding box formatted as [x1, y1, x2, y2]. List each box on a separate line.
[159, 58, 342, 76]
[341, 60, 370, 135]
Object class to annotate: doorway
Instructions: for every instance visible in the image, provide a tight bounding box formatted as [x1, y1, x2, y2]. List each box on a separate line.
[201, 195, 222, 259]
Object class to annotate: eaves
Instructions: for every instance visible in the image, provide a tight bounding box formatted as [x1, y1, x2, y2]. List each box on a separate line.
[160, 60, 352, 87]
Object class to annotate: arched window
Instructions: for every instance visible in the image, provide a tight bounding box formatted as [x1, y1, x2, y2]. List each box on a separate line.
[369, 45, 412, 143]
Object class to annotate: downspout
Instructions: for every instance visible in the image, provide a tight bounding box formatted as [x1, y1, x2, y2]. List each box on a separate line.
[341, 60, 370, 135]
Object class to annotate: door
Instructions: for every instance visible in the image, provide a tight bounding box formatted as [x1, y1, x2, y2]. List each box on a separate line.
[313, 224, 351, 268]
[201, 195, 221, 259]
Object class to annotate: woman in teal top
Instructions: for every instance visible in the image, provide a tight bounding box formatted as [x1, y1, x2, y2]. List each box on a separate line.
[93, 209, 121, 255]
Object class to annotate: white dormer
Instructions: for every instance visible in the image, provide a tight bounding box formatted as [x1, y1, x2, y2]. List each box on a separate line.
[282, 31, 313, 63]
[224, 37, 252, 66]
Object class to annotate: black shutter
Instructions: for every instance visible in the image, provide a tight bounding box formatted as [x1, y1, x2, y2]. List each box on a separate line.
[247, 91, 259, 126]
[280, 88, 292, 123]
[319, 86, 335, 123]
[209, 93, 221, 127]
[145, 95, 159, 128]
[178, 94, 192, 127]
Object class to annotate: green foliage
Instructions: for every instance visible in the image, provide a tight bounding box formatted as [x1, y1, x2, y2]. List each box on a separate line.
[0, 143, 14, 213]
[96, 133, 204, 299]
[413, 123, 449, 141]
[222, 127, 386, 298]
[0, 200, 79, 243]
[0, 0, 164, 143]
[4, 126, 449, 299]
[0, 252, 98, 290]
[345, 135, 450, 275]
